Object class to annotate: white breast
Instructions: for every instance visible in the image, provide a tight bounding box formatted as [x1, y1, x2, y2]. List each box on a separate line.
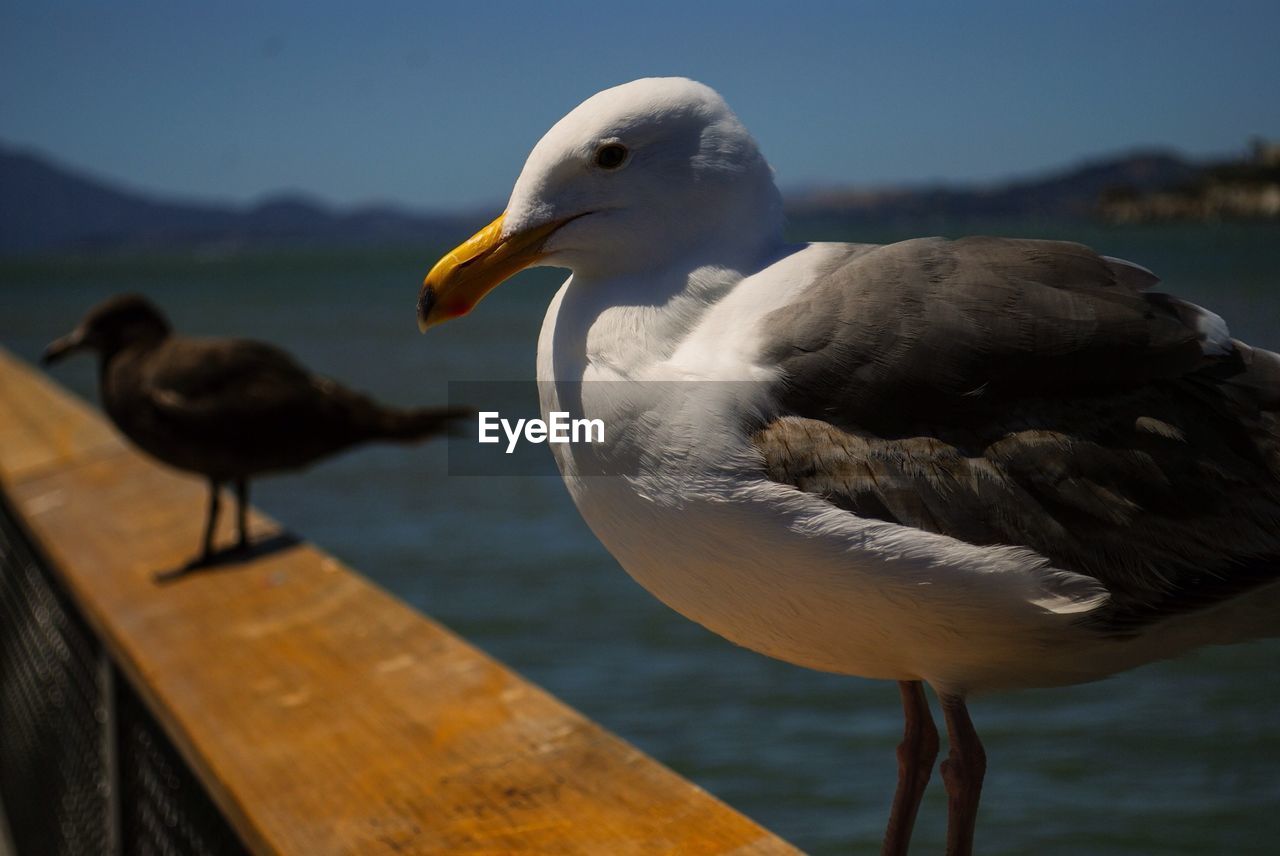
[531, 254, 1242, 696]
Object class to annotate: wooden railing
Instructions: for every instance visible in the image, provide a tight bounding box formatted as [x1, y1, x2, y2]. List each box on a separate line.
[0, 346, 797, 855]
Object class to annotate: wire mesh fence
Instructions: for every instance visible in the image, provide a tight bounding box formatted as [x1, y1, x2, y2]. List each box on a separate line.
[0, 497, 247, 856]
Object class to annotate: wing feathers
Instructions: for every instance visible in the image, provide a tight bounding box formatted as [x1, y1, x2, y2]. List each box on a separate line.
[754, 236, 1280, 632]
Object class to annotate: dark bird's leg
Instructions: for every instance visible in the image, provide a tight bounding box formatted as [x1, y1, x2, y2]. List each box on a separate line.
[882, 680, 939, 856]
[234, 478, 250, 552]
[200, 479, 223, 564]
[940, 694, 986, 856]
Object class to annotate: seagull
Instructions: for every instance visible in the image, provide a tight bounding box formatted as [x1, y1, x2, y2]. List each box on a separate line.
[45, 294, 467, 569]
[415, 78, 1280, 854]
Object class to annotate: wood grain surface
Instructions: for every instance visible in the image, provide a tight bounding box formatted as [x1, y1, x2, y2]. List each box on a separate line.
[0, 347, 797, 855]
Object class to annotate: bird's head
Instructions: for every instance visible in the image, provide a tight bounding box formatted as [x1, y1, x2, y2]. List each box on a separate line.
[418, 77, 782, 331]
[43, 294, 172, 365]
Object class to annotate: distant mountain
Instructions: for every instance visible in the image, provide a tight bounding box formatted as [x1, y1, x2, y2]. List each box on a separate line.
[0, 141, 1210, 257]
[1098, 140, 1280, 222]
[0, 144, 479, 255]
[786, 151, 1203, 225]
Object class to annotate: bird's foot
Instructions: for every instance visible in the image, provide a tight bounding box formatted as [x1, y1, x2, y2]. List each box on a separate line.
[152, 532, 298, 582]
[153, 541, 250, 582]
[153, 550, 216, 582]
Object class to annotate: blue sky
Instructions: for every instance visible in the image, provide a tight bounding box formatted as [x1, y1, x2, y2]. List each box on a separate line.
[3, 1, 1278, 210]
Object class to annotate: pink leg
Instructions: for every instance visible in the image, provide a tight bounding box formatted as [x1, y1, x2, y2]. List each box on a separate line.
[939, 694, 986, 856]
[881, 680, 940, 856]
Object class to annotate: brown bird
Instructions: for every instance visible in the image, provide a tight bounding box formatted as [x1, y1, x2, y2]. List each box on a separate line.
[44, 294, 466, 567]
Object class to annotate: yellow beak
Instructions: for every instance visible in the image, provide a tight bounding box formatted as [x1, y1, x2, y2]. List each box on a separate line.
[417, 212, 564, 331]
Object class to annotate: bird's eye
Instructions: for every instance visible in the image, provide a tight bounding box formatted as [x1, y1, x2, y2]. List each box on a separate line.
[594, 143, 629, 170]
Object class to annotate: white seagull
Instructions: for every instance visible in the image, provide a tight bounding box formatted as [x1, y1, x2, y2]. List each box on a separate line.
[417, 78, 1280, 855]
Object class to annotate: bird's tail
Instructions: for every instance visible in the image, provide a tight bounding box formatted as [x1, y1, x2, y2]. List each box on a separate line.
[373, 404, 472, 442]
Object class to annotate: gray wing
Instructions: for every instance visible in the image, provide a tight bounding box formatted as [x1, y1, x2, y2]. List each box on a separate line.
[753, 236, 1280, 633]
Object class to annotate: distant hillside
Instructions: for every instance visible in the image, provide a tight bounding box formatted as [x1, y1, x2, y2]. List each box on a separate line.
[786, 151, 1203, 225]
[0, 144, 478, 255]
[0, 141, 1213, 257]
[1099, 139, 1280, 222]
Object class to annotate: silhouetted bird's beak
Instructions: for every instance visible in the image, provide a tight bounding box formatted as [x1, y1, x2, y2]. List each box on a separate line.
[42, 329, 86, 365]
